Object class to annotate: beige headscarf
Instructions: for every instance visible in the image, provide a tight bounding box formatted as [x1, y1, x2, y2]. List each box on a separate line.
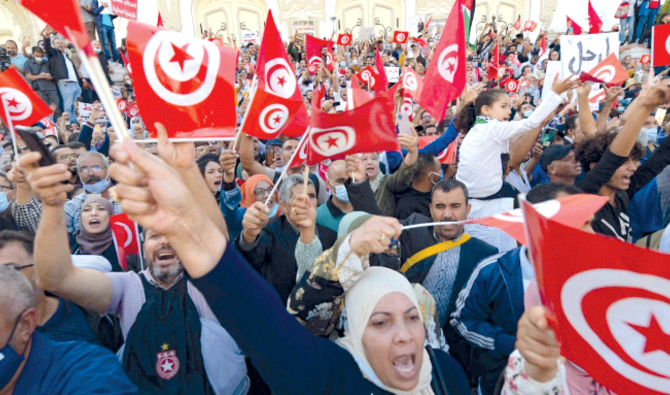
[336, 266, 434, 395]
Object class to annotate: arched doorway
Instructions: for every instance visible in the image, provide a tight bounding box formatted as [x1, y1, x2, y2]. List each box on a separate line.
[336, 0, 403, 40]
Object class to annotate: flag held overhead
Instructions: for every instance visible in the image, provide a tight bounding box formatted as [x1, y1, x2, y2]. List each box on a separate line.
[0, 69, 53, 128]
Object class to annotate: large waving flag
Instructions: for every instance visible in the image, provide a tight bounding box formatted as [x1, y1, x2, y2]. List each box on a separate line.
[306, 35, 334, 74]
[126, 21, 238, 139]
[522, 197, 670, 395]
[588, 0, 603, 34]
[0, 69, 53, 128]
[416, 2, 466, 121]
[374, 47, 389, 93]
[241, 11, 308, 139]
[17, 0, 92, 54]
[579, 53, 629, 86]
[306, 88, 397, 165]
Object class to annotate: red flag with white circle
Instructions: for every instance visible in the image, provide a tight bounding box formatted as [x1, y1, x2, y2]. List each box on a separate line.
[522, 197, 670, 395]
[117, 98, 128, 114]
[513, 17, 521, 31]
[579, 53, 629, 86]
[401, 67, 423, 98]
[416, 2, 466, 121]
[306, 35, 334, 74]
[356, 66, 378, 90]
[127, 102, 140, 118]
[523, 20, 538, 32]
[393, 31, 409, 44]
[306, 90, 397, 165]
[110, 213, 141, 271]
[652, 24, 670, 67]
[640, 54, 651, 65]
[126, 21, 238, 139]
[505, 79, 519, 93]
[242, 11, 308, 139]
[337, 34, 353, 46]
[0, 69, 53, 128]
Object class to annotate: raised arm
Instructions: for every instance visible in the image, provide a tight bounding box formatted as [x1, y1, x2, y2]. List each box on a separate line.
[595, 86, 621, 133]
[239, 133, 270, 177]
[20, 153, 113, 314]
[155, 123, 229, 240]
[577, 83, 598, 138]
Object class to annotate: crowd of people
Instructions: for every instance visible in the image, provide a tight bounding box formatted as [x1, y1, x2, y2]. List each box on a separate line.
[2, 0, 670, 394]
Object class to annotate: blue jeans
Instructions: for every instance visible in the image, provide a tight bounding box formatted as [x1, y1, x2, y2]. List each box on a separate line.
[99, 25, 120, 62]
[620, 15, 636, 43]
[57, 80, 82, 123]
[636, 2, 660, 43]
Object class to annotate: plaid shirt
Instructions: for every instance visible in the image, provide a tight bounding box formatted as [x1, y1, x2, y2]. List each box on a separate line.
[11, 197, 42, 234]
[11, 194, 122, 235]
[65, 193, 123, 235]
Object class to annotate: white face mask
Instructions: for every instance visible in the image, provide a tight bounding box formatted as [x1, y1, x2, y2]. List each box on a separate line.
[638, 129, 649, 146]
[642, 127, 658, 143]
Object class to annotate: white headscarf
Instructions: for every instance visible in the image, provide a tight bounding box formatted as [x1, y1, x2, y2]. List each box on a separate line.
[336, 266, 434, 395]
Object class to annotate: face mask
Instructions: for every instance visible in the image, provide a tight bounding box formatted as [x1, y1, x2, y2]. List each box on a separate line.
[268, 202, 279, 218]
[637, 129, 649, 146]
[333, 184, 350, 203]
[339, 61, 346, 68]
[617, 106, 626, 113]
[0, 192, 10, 213]
[34, 56, 44, 63]
[523, 110, 534, 118]
[429, 42, 435, 48]
[82, 177, 110, 194]
[643, 127, 659, 143]
[94, 48, 102, 54]
[352, 60, 358, 66]
[429, 171, 443, 186]
[0, 312, 26, 389]
[125, 80, 132, 86]
[7, 51, 16, 56]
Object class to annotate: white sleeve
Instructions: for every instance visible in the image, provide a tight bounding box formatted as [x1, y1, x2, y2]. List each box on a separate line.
[490, 91, 564, 142]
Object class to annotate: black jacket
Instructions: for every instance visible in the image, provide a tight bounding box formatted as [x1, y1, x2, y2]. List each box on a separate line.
[44, 37, 80, 83]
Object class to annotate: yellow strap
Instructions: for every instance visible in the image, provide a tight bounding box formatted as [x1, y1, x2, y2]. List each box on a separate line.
[400, 234, 471, 274]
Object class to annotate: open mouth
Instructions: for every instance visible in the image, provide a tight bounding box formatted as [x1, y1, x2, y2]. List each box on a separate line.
[392, 354, 416, 378]
[155, 249, 176, 263]
[88, 219, 101, 227]
[214, 180, 222, 187]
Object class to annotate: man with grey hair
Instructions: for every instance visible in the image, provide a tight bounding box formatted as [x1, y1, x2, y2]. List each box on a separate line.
[0, 265, 137, 394]
[236, 174, 338, 304]
[63, 150, 121, 235]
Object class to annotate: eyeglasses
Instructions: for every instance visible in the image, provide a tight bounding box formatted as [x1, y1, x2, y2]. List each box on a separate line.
[79, 165, 103, 174]
[58, 153, 79, 160]
[6, 263, 34, 271]
[254, 187, 273, 197]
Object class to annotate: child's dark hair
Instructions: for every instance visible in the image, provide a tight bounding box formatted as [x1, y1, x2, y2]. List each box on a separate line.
[454, 89, 508, 133]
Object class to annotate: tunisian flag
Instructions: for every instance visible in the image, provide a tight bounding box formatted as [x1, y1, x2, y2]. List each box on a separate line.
[579, 53, 629, 86]
[522, 198, 670, 395]
[393, 31, 410, 44]
[16, 0, 93, 54]
[523, 20, 538, 32]
[337, 34, 353, 46]
[513, 17, 521, 31]
[306, 88, 397, 165]
[652, 24, 670, 67]
[356, 66, 379, 90]
[306, 35, 334, 73]
[588, 0, 603, 34]
[401, 67, 423, 98]
[126, 21, 238, 139]
[375, 48, 389, 93]
[110, 213, 142, 271]
[0, 69, 53, 128]
[241, 11, 308, 139]
[416, 2, 465, 121]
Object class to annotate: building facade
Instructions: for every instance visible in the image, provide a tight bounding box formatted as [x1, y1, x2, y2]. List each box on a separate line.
[2, 0, 622, 47]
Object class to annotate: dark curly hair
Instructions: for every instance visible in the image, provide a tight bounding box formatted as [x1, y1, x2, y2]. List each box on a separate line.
[575, 132, 644, 173]
[454, 89, 508, 133]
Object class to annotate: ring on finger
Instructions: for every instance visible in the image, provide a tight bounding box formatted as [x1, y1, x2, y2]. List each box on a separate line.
[378, 233, 386, 243]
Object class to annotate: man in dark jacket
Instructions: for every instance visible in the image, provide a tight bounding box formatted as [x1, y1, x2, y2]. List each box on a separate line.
[42, 28, 81, 123]
[24, 46, 61, 120]
[236, 174, 337, 304]
[394, 153, 442, 220]
[450, 246, 531, 395]
[370, 179, 498, 374]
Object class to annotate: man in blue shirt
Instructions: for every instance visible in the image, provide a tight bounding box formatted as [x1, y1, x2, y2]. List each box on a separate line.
[0, 265, 137, 394]
[92, 0, 121, 64]
[4, 40, 27, 77]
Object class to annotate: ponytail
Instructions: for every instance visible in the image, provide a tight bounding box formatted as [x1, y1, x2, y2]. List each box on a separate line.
[454, 102, 476, 133]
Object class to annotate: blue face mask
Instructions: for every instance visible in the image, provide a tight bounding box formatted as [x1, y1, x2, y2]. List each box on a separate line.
[0, 192, 10, 213]
[333, 184, 350, 203]
[523, 110, 534, 118]
[339, 61, 346, 68]
[94, 48, 102, 54]
[0, 311, 27, 389]
[268, 202, 279, 218]
[617, 106, 626, 113]
[82, 177, 110, 194]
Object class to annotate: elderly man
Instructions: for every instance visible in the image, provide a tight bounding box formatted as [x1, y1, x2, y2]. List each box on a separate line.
[42, 27, 82, 123]
[237, 174, 337, 304]
[0, 265, 137, 394]
[20, 152, 249, 394]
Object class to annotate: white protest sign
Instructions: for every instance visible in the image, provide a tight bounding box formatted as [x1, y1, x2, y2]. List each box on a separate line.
[242, 31, 258, 45]
[78, 102, 108, 123]
[560, 33, 619, 78]
[357, 27, 374, 41]
[384, 66, 400, 83]
[407, 16, 420, 36]
[542, 61, 562, 100]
